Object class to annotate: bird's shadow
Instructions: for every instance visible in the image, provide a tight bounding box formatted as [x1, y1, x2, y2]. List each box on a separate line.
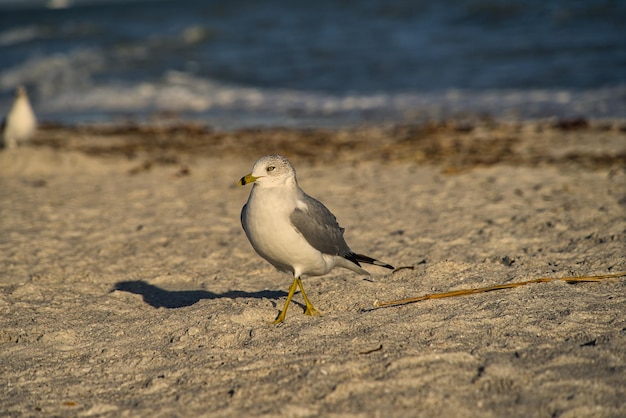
[112, 280, 287, 309]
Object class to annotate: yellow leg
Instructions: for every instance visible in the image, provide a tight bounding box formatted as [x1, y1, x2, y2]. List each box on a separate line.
[273, 277, 299, 324]
[273, 277, 322, 324]
[297, 277, 321, 317]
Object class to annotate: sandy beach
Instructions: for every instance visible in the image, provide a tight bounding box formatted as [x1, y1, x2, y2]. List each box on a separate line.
[1, 119, 625, 417]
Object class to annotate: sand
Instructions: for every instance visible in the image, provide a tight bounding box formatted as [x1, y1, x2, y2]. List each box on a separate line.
[1, 119, 625, 417]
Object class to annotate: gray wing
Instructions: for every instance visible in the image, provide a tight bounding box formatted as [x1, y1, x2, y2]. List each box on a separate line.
[289, 193, 352, 256]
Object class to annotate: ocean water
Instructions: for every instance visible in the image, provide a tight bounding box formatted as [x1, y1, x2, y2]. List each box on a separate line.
[1, 0, 624, 128]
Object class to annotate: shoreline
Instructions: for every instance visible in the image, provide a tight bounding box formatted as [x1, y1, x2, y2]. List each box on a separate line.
[28, 117, 626, 168]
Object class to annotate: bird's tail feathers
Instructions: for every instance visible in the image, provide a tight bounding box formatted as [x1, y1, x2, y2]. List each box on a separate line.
[351, 253, 394, 270]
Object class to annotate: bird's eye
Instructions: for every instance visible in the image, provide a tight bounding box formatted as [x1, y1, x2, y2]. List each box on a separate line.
[267, 166, 275, 172]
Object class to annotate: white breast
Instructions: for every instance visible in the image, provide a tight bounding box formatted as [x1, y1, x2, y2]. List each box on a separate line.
[243, 187, 334, 277]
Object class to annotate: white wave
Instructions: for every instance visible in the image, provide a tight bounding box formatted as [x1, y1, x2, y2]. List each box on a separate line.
[2, 51, 624, 127]
[0, 48, 105, 97]
[0, 26, 40, 47]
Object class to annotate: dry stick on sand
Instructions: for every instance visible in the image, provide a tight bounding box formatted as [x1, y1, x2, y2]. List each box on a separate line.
[367, 271, 626, 310]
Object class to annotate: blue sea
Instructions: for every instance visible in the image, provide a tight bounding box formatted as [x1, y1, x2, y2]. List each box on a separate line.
[1, 0, 625, 128]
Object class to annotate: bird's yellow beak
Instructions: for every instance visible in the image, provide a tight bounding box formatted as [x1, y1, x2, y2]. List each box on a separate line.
[238, 174, 258, 186]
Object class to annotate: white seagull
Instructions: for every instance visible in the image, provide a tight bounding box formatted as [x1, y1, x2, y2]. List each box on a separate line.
[2, 85, 37, 149]
[238, 155, 394, 324]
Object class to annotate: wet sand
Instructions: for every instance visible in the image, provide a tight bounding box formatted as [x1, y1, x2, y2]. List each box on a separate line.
[1, 119, 625, 417]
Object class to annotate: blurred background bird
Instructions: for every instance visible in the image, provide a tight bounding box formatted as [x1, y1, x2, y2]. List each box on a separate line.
[1, 86, 37, 150]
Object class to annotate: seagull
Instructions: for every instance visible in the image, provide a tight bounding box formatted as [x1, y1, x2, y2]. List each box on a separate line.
[238, 155, 394, 324]
[1, 85, 37, 149]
